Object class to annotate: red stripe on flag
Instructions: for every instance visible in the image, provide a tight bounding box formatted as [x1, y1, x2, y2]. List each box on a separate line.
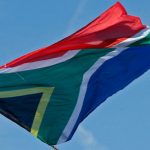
[1, 2, 145, 68]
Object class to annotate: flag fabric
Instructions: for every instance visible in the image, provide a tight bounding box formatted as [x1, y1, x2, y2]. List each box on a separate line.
[0, 2, 150, 146]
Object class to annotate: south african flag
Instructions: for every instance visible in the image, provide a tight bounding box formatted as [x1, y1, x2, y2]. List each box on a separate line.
[0, 2, 150, 146]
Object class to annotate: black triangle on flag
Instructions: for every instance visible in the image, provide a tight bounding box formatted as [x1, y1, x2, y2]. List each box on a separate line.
[0, 86, 54, 135]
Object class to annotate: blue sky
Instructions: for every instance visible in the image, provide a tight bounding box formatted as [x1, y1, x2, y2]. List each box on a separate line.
[0, 0, 150, 150]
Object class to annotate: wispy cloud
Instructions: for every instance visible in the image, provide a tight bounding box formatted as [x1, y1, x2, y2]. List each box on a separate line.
[77, 126, 109, 150]
[64, 0, 90, 36]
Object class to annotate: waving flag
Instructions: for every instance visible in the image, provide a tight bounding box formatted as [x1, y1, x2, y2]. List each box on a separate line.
[0, 2, 150, 146]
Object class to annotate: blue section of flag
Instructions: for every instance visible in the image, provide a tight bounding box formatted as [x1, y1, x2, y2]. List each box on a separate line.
[68, 45, 150, 141]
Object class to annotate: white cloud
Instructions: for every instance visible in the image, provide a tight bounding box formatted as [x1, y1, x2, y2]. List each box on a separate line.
[64, 0, 90, 36]
[77, 125, 109, 150]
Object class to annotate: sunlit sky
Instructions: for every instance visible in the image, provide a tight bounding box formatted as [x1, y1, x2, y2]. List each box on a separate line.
[0, 0, 150, 150]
